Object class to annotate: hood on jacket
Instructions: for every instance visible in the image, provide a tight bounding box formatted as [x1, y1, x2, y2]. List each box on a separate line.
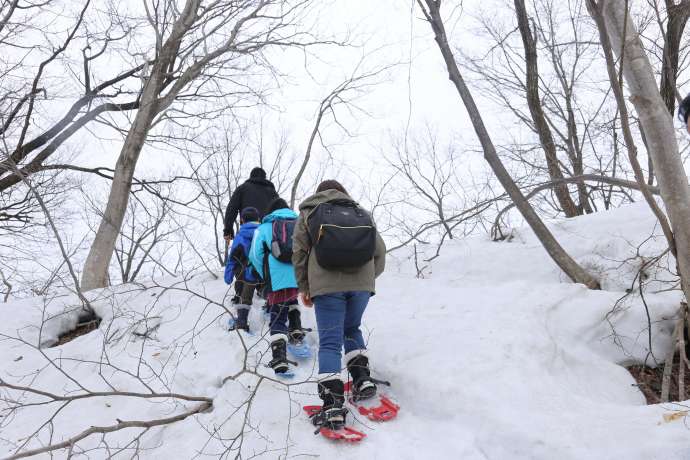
[298, 189, 353, 212]
[250, 167, 267, 179]
[237, 221, 260, 237]
[262, 208, 298, 223]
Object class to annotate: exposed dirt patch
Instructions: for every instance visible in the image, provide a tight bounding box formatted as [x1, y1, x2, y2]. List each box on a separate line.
[52, 311, 102, 347]
[627, 351, 690, 404]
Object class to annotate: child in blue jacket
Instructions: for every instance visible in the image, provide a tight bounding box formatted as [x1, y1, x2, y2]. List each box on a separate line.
[249, 198, 305, 374]
[225, 207, 261, 332]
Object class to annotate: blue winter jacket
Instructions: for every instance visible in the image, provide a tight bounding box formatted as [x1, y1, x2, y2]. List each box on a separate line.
[249, 208, 298, 292]
[224, 221, 260, 285]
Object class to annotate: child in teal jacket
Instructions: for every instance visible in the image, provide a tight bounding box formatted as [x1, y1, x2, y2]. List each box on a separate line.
[249, 198, 305, 374]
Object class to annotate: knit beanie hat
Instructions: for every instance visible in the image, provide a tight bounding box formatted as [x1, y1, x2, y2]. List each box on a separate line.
[250, 167, 267, 179]
[241, 207, 260, 223]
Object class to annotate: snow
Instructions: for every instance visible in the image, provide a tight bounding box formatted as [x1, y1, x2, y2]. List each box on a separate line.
[1, 202, 689, 459]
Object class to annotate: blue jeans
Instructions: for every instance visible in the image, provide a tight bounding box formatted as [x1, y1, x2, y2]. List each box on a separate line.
[313, 291, 370, 374]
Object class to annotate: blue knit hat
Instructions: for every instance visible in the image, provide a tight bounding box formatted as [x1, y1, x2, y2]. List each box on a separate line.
[241, 207, 260, 223]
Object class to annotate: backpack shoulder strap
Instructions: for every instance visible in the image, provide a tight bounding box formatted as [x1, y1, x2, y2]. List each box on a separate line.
[304, 205, 323, 244]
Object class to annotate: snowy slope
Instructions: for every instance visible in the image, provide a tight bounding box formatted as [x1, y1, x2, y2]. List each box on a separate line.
[1, 203, 688, 460]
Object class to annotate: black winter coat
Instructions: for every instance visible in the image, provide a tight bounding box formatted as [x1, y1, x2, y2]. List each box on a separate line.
[223, 178, 279, 237]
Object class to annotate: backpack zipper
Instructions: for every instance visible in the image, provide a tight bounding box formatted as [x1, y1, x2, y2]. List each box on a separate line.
[317, 224, 373, 243]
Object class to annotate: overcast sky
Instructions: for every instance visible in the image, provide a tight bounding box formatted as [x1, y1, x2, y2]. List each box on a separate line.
[113, 0, 497, 189]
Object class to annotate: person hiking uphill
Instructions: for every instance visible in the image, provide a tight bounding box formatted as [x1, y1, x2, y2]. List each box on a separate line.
[223, 167, 278, 241]
[292, 180, 386, 430]
[249, 198, 306, 375]
[224, 207, 261, 332]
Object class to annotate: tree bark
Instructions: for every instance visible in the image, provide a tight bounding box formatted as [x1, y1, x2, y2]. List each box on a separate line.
[659, 0, 690, 114]
[81, 110, 159, 289]
[597, 0, 690, 300]
[417, 0, 600, 289]
[513, 0, 579, 218]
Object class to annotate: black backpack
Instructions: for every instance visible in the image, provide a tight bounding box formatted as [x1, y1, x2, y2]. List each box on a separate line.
[307, 199, 376, 270]
[270, 218, 296, 263]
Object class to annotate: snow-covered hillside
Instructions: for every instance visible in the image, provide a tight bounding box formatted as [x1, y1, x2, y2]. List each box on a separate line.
[1, 203, 688, 460]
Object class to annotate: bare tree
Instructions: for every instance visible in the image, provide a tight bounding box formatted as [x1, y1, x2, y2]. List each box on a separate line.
[0, 266, 12, 302]
[587, 0, 690, 301]
[586, 0, 676, 258]
[114, 198, 178, 284]
[290, 60, 392, 208]
[0, 1, 145, 196]
[514, 0, 580, 217]
[416, 0, 600, 289]
[82, 0, 322, 290]
[385, 127, 462, 241]
[463, 0, 617, 217]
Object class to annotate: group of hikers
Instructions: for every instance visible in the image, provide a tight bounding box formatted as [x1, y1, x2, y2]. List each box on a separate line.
[213, 93, 690, 435]
[222, 167, 386, 430]
[216, 95, 690, 432]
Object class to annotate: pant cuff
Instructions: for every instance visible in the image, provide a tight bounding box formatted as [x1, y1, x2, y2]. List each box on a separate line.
[343, 348, 367, 364]
[317, 373, 342, 383]
[269, 333, 288, 343]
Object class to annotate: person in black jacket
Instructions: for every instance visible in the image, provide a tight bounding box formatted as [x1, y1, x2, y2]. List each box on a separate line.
[223, 167, 279, 241]
[679, 93, 690, 134]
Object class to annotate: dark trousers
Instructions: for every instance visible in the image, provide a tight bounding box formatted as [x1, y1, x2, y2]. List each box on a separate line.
[234, 280, 256, 306]
[269, 299, 298, 336]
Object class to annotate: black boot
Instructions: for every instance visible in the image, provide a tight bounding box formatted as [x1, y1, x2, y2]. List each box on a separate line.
[288, 308, 305, 343]
[310, 378, 347, 430]
[268, 335, 289, 374]
[347, 354, 377, 401]
[234, 308, 249, 332]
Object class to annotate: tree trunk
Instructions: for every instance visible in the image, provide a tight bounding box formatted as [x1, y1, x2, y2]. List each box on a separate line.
[659, 1, 690, 114]
[81, 101, 160, 290]
[418, 0, 600, 289]
[598, 0, 690, 300]
[513, 0, 580, 218]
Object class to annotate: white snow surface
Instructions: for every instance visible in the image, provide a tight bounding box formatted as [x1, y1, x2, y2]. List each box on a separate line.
[1, 203, 689, 459]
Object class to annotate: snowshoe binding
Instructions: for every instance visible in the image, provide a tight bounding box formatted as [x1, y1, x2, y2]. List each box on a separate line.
[344, 378, 399, 422]
[305, 378, 365, 441]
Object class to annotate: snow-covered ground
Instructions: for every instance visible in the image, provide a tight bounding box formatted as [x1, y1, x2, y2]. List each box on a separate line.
[1, 202, 688, 459]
